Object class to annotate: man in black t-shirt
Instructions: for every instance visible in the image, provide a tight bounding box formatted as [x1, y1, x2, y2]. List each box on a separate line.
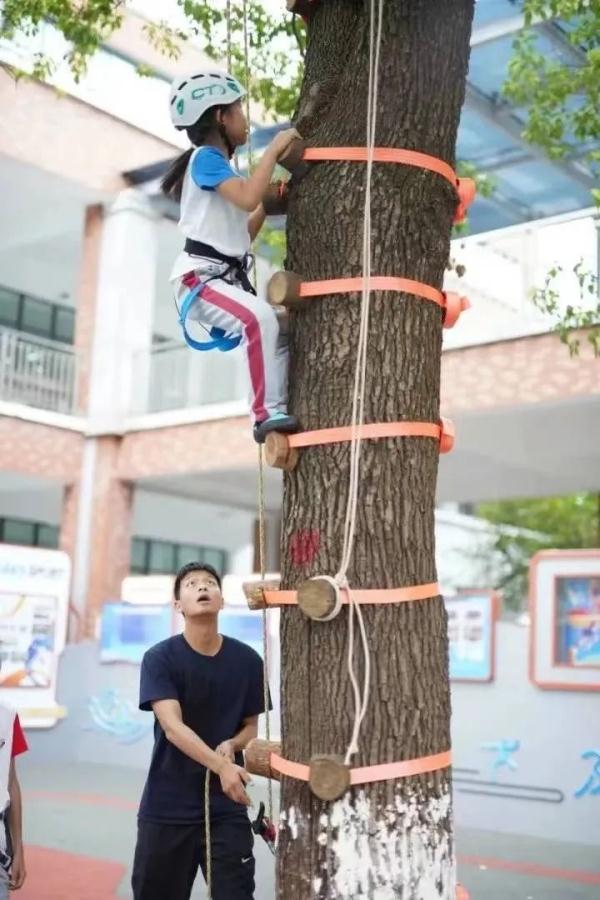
[132, 562, 270, 900]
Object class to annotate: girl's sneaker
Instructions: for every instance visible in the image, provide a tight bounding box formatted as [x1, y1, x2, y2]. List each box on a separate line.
[253, 412, 299, 444]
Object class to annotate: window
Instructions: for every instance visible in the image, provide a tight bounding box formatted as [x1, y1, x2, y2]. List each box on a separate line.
[175, 543, 204, 571]
[37, 524, 60, 548]
[0, 288, 20, 328]
[148, 540, 176, 574]
[3, 519, 35, 545]
[0, 517, 59, 549]
[54, 307, 76, 343]
[0, 285, 75, 344]
[131, 537, 227, 577]
[131, 537, 148, 574]
[21, 296, 53, 337]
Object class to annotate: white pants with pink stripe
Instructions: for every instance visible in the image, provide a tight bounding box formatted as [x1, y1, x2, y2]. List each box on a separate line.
[174, 262, 289, 424]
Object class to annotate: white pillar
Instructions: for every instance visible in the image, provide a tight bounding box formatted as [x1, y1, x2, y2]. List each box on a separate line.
[87, 189, 158, 429]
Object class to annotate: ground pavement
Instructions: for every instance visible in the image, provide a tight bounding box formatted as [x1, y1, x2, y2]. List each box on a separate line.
[16, 758, 600, 899]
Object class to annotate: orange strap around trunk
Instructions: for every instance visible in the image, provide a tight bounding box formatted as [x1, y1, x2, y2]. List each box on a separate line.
[303, 147, 457, 188]
[270, 749, 452, 785]
[294, 277, 469, 328]
[263, 581, 440, 607]
[286, 418, 455, 451]
[299, 275, 442, 305]
[299, 147, 476, 223]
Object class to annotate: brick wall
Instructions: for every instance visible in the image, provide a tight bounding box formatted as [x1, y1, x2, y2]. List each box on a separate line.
[0, 417, 83, 479]
[0, 78, 175, 193]
[442, 331, 599, 414]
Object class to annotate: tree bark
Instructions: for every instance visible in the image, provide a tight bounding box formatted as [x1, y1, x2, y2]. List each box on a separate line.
[277, 1, 474, 897]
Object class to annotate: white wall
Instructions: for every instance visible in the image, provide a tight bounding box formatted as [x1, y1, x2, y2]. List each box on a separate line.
[132, 488, 254, 575]
[444, 210, 598, 350]
[0, 244, 80, 308]
[153, 218, 183, 341]
[452, 619, 600, 846]
[0, 157, 88, 307]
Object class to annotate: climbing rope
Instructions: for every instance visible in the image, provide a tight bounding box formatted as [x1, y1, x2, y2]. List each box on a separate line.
[242, 0, 254, 173]
[205, 7, 237, 893]
[205, 769, 212, 898]
[241, 0, 274, 828]
[336, 0, 385, 767]
[258, 445, 274, 825]
[226, 0, 233, 71]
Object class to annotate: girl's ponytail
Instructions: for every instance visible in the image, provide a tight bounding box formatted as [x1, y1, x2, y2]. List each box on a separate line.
[161, 148, 193, 202]
[161, 105, 227, 202]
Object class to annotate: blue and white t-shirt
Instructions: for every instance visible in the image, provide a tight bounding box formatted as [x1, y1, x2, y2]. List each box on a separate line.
[170, 146, 251, 281]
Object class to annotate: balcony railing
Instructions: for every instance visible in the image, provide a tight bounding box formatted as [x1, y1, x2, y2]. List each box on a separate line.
[0, 327, 77, 414]
[131, 339, 248, 415]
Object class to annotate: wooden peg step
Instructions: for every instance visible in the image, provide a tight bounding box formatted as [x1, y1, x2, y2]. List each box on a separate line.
[245, 739, 282, 780]
[278, 138, 308, 177]
[262, 181, 289, 217]
[242, 579, 281, 610]
[298, 577, 341, 621]
[267, 271, 303, 309]
[264, 432, 299, 471]
[309, 754, 351, 801]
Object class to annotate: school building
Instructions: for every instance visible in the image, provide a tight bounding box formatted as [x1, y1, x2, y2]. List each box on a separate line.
[0, 7, 599, 640]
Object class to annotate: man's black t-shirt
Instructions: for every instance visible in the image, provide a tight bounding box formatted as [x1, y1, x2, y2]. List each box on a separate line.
[138, 633, 269, 824]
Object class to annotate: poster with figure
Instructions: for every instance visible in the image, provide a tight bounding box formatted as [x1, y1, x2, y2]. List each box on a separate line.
[530, 549, 600, 691]
[555, 576, 600, 667]
[446, 591, 496, 681]
[0, 593, 56, 687]
[0, 544, 70, 728]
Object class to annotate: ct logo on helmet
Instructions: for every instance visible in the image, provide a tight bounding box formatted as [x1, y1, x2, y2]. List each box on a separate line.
[191, 84, 227, 100]
[176, 98, 185, 115]
[225, 78, 241, 94]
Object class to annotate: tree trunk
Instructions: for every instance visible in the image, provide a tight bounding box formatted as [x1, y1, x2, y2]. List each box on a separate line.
[277, 1, 474, 897]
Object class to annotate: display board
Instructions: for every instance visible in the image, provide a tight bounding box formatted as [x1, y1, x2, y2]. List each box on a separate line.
[446, 591, 497, 682]
[0, 544, 70, 728]
[100, 602, 176, 664]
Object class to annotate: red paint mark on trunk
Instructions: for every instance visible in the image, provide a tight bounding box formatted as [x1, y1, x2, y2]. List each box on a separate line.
[290, 529, 320, 565]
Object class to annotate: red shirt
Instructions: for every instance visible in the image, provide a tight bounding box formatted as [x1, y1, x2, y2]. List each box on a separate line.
[12, 715, 27, 757]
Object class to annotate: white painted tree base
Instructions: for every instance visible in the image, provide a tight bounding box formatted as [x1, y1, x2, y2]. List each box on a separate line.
[280, 788, 455, 899]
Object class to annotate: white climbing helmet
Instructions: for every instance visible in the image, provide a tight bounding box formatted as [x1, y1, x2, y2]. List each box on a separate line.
[169, 70, 246, 129]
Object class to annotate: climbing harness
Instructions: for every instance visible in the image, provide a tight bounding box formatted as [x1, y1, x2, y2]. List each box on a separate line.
[177, 275, 242, 353]
[177, 241, 257, 352]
